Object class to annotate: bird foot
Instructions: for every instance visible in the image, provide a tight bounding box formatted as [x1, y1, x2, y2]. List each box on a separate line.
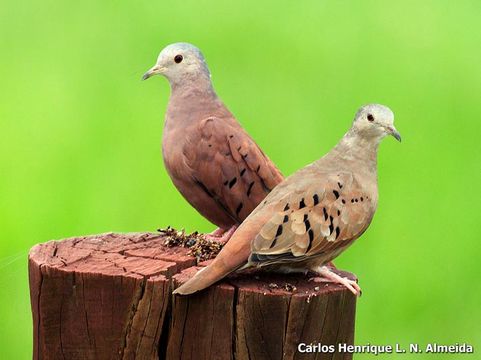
[309, 266, 362, 296]
[308, 277, 334, 283]
[206, 227, 226, 237]
[203, 225, 237, 245]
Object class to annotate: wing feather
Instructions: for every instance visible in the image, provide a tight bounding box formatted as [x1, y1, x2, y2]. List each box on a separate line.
[249, 172, 374, 266]
[184, 117, 283, 223]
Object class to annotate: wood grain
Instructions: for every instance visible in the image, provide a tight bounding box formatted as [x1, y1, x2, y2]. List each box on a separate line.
[29, 232, 356, 360]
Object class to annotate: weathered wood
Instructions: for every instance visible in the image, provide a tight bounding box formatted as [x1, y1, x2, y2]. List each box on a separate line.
[170, 268, 357, 360]
[28, 232, 190, 360]
[167, 267, 236, 360]
[29, 232, 357, 360]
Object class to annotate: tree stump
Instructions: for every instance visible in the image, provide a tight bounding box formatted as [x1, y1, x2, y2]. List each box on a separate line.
[29, 232, 357, 360]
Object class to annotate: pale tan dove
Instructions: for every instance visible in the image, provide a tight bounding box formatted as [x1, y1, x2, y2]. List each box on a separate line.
[143, 43, 283, 242]
[174, 104, 401, 296]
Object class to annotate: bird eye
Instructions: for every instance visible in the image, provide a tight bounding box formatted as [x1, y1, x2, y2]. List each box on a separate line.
[367, 114, 374, 122]
[174, 55, 183, 64]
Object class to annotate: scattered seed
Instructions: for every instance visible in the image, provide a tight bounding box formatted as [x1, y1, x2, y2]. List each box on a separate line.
[284, 283, 297, 292]
[157, 226, 224, 261]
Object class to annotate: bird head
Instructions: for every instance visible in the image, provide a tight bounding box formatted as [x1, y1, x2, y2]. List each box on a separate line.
[352, 104, 401, 142]
[142, 42, 211, 84]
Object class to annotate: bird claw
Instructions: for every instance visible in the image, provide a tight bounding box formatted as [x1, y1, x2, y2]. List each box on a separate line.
[310, 266, 362, 297]
[309, 276, 334, 283]
[343, 279, 362, 297]
[203, 226, 237, 244]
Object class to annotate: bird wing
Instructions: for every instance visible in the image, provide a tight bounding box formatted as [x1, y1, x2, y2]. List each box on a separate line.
[173, 169, 376, 295]
[183, 116, 284, 223]
[249, 171, 375, 266]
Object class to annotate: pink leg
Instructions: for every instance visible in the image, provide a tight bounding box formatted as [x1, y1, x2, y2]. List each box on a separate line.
[207, 227, 226, 237]
[309, 266, 362, 296]
[204, 225, 238, 244]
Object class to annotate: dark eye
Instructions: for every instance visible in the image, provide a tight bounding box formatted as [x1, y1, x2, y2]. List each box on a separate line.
[174, 54, 183, 64]
[367, 114, 374, 122]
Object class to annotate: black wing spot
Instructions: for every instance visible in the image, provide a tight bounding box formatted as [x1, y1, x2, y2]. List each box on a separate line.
[338, 182, 343, 189]
[240, 168, 246, 176]
[229, 177, 237, 188]
[299, 198, 306, 209]
[275, 225, 283, 237]
[329, 223, 334, 235]
[229, 135, 234, 138]
[360, 197, 364, 201]
[313, 194, 319, 205]
[337, 210, 341, 216]
[304, 219, 311, 231]
[355, 198, 358, 203]
[223, 180, 228, 186]
[247, 181, 255, 197]
[284, 203, 290, 211]
[236, 202, 243, 216]
[342, 199, 346, 204]
[195, 180, 214, 199]
[333, 190, 340, 199]
[255, 164, 260, 172]
[283, 215, 289, 223]
[270, 238, 277, 248]
[306, 229, 314, 252]
[307, 229, 315, 252]
[351, 199, 354, 203]
[335, 226, 340, 239]
[242, 154, 248, 159]
[323, 207, 328, 221]
[208, 144, 212, 147]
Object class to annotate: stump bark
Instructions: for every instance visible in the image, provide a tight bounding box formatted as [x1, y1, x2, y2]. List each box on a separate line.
[29, 232, 357, 360]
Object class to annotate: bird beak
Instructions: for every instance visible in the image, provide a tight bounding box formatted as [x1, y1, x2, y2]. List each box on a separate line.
[142, 65, 164, 80]
[387, 126, 402, 142]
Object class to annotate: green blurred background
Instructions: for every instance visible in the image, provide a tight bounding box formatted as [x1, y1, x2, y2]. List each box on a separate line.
[1, 0, 480, 358]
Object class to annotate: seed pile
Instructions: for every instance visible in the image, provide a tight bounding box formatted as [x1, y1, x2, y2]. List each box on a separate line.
[157, 226, 224, 261]
[267, 282, 298, 292]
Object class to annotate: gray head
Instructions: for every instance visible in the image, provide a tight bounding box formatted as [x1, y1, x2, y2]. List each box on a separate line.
[351, 104, 401, 142]
[142, 43, 211, 85]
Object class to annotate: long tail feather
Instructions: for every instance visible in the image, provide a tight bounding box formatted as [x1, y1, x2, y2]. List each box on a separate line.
[173, 214, 265, 295]
[173, 260, 246, 295]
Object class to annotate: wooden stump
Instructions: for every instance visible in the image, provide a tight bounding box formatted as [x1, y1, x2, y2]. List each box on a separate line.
[29, 232, 357, 360]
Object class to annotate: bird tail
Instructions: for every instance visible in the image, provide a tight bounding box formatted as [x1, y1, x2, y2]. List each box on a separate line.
[173, 259, 246, 295]
[173, 223, 256, 295]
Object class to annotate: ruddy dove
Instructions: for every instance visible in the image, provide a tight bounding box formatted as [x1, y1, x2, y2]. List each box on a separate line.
[174, 104, 401, 296]
[143, 43, 283, 242]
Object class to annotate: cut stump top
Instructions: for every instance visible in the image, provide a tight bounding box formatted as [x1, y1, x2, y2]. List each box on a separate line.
[29, 231, 357, 360]
[30, 231, 356, 298]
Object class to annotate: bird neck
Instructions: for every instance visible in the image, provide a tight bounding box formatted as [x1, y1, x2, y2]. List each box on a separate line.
[165, 75, 223, 128]
[329, 130, 381, 174]
[169, 72, 214, 95]
[169, 73, 218, 105]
